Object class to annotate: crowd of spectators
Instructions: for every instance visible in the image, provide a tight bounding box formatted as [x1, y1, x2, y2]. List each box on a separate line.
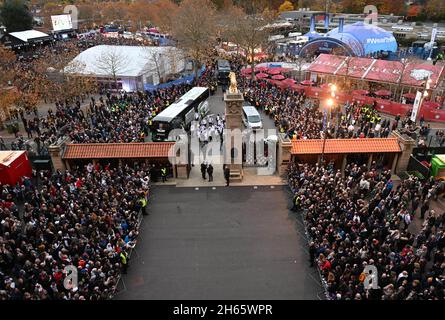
[240, 78, 397, 140]
[0, 163, 151, 300]
[288, 162, 445, 300]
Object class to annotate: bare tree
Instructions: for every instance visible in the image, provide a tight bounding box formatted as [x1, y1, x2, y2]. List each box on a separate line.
[293, 55, 306, 82]
[142, 48, 165, 85]
[169, 0, 218, 82]
[96, 47, 127, 91]
[226, 6, 274, 80]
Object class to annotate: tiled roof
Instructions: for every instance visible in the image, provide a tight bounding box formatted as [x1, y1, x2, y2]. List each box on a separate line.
[291, 138, 401, 155]
[63, 142, 175, 159]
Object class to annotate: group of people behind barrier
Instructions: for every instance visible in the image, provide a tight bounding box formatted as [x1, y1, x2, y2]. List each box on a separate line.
[288, 162, 445, 300]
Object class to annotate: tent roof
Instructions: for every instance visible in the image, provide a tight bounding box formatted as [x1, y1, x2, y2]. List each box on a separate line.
[307, 54, 445, 88]
[9, 30, 49, 42]
[0, 151, 25, 167]
[65, 45, 181, 78]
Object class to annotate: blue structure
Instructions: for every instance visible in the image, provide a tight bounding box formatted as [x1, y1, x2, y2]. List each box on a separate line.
[144, 66, 206, 91]
[304, 31, 323, 40]
[300, 21, 398, 58]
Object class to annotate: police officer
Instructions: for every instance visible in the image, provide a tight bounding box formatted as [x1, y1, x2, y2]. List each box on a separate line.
[207, 163, 214, 182]
[201, 162, 207, 179]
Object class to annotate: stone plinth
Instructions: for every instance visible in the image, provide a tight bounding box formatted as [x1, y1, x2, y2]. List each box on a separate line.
[224, 91, 244, 180]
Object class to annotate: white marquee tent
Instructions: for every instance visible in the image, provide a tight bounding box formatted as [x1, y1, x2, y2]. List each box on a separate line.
[65, 45, 185, 91]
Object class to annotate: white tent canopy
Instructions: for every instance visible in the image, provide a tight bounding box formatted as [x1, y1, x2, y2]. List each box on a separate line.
[9, 30, 50, 42]
[64, 45, 184, 78]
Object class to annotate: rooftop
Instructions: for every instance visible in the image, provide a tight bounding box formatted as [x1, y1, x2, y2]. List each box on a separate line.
[63, 142, 175, 159]
[291, 138, 401, 155]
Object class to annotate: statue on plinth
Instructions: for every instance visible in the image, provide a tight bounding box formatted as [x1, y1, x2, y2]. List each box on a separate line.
[228, 72, 238, 94]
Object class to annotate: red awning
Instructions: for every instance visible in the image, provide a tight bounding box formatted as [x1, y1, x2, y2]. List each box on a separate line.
[306, 54, 345, 74]
[307, 54, 445, 89]
[366, 59, 402, 84]
[336, 56, 374, 78]
[352, 89, 369, 96]
[423, 101, 441, 109]
[403, 92, 417, 100]
[374, 89, 392, 97]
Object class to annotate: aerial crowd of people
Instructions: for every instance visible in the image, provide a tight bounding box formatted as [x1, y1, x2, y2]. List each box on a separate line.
[0, 163, 151, 300]
[1, 33, 444, 300]
[288, 162, 444, 300]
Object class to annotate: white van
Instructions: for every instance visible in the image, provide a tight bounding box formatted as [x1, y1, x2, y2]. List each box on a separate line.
[242, 106, 263, 130]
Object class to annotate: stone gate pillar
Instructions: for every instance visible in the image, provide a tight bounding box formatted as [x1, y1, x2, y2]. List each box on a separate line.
[391, 131, 415, 174]
[224, 87, 244, 181]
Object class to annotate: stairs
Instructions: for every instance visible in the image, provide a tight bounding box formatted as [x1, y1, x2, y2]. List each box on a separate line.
[229, 169, 243, 182]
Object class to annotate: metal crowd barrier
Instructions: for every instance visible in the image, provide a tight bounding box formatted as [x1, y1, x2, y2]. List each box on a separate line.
[297, 203, 331, 300]
[112, 191, 149, 298]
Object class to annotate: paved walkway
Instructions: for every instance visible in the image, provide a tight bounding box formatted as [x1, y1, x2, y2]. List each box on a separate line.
[115, 185, 323, 300]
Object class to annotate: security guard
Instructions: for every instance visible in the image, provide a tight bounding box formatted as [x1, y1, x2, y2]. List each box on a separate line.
[139, 194, 148, 216]
[292, 194, 301, 211]
[120, 250, 128, 274]
[161, 166, 167, 182]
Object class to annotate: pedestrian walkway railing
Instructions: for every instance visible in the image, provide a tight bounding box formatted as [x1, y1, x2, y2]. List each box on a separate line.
[296, 203, 331, 300]
[112, 191, 149, 298]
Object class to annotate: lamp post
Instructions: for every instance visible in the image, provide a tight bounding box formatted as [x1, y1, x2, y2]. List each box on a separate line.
[320, 97, 334, 165]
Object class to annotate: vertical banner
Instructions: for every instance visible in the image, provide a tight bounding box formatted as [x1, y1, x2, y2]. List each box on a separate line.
[324, 14, 329, 30]
[339, 18, 344, 33]
[411, 91, 423, 122]
[431, 28, 438, 44]
[310, 15, 315, 33]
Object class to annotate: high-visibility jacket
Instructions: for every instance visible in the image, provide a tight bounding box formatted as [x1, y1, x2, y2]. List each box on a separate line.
[161, 168, 167, 176]
[139, 197, 147, 208]
[120, 252, 127, 265]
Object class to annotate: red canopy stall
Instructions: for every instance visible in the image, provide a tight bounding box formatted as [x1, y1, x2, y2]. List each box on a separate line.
[307, 54, 444, 90]
[0, 151, 33, 185]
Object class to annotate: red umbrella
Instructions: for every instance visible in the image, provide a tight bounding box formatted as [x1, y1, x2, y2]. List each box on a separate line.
[374, 89, 392, 97]
[402, 92, 417, 100]
[281, 78, 296, 86]
[290, 83, 305, 92]
[255, 66, 268, 72]
[271, 74, 285, 80]
[352, 89, 369, 96]
[300, 80, 314, 86]
[423, 101, 441, 109]
[267, 68, 282, 75]
[256, 73, 269, 79]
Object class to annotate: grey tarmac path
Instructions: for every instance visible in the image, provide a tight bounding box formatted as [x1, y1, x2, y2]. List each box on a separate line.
[115, 185, 323, 300]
